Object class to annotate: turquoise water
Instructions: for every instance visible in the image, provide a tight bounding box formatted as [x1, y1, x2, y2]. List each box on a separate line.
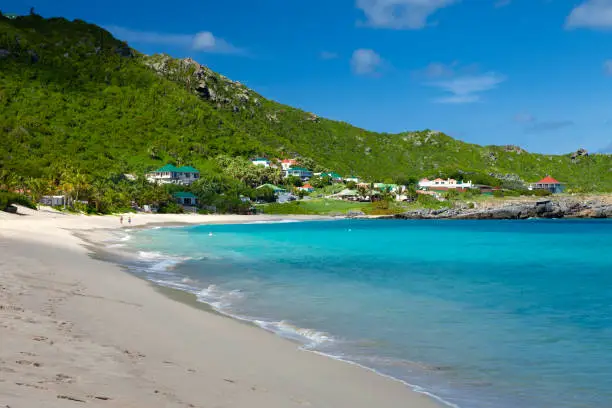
[120, 219, 612, 408]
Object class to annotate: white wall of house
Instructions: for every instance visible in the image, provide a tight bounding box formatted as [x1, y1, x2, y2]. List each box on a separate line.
[252, 160, 270, 167]
[146, 172, 200, 185]
[419, 178, 473, 189]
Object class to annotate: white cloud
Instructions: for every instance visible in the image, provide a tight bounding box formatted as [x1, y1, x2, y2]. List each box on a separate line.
[566, 0, 612, 29]
[351, 49, 383, 75]
[105, 26, 245, 55]
[320, 51, 339, 60]
[356, 0, 459, 29]
[429, 72, 506, 103]
[604, 59, 612, 75]
[416, 62, 456, 78]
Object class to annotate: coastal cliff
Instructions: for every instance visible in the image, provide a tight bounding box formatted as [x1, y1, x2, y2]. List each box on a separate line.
[394, 197, 612, 220]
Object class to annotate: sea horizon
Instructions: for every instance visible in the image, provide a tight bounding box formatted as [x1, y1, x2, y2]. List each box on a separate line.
[107, 218, 612, 408]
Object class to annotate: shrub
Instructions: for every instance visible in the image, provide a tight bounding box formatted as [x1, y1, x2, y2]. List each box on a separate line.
[158, 202, 184, 214]
[0, 192, 36, 211]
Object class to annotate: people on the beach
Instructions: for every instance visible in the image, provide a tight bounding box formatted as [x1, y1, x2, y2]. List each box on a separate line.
[128, 216, 132, 226]
[120, 216, 124, 225]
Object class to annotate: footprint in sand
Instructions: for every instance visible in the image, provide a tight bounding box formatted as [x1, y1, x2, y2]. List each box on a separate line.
[15, 360, 42, 367]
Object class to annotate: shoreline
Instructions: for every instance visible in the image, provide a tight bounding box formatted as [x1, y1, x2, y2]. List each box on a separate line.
[92, 228, 458, 408]
[0, 210, 444, 408]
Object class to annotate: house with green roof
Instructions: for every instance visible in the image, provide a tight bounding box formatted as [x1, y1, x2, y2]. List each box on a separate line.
[173, 192, 198, 207]
[256, 184, 287, 193]
[319, 172, 343, 182]
[285, 166, 313, 180]
[146, 164, 200, 185]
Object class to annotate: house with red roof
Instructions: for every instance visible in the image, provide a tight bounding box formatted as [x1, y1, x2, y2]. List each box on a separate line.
[297, 183, 315, 193]
[529, 176, 564, 194]
[280, 159, 298, 171]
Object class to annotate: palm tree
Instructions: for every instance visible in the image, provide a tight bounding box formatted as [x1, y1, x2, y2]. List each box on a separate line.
[25, 177, 49, 209]
[71, 171, 90, 203]
[89, 180, 108, 213]
[357, 185, 369, 202]
[60, 171, 75, 209]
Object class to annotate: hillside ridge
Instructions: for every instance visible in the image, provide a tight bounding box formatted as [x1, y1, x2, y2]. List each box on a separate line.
[1, 13, 611, 191]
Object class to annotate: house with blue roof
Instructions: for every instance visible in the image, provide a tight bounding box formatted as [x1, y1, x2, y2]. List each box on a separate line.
[146, 164, 200, 185]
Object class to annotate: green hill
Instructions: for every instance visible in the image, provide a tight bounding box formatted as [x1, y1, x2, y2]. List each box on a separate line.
[1, 12, 611, 191]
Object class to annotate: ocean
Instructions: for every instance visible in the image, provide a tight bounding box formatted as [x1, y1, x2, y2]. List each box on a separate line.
[113, 219, 612, 408]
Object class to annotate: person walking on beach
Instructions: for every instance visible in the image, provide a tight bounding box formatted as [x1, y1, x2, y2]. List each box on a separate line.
[120, 215, 124, 225]
[128, 216, 132, 226]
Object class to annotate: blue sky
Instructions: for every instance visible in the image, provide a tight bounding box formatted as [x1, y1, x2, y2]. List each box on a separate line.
[7, 0, 612, 154]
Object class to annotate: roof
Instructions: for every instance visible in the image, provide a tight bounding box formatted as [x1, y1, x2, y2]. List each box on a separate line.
[173, 192, 197, 199]
[321, 172, 342, 178]
[176, 166, 199, 173]
[302, 184, 313, 188]
[252, 157, 270, 161]
[257, 184, 286, 192]
[288, 166, 310, 172]
[536, 176, 561, 184]
[282, 159, 297, 163]
[155, 164, 179, 172]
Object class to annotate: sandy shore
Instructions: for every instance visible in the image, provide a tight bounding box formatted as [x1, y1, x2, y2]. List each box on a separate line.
[0, 208, 442, 408]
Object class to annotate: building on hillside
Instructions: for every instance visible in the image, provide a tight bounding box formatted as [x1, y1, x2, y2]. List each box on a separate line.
[251, 157, 271, 167]
[280, 159, 298, 170]
[319, 172, 343, 182]
[3, 13, 19, 19]
[345, 175, 360, 183]
[374, 183, 400, 192]
[297, 184, 315, 193]
[173, 192, 198, 207]
[528, 176, 564, 194]
[285, 166, 313, 180]
[40, 195, 65, 207]
[418, 178, 473, 191]
[146, 164, 200, 185]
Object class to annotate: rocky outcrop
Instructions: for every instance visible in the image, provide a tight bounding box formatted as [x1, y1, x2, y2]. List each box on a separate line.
[143, 54, 256, 112]
[395, 198, 612, 220]
[503, 145, 527, 154]
[571, 148, 589, 163]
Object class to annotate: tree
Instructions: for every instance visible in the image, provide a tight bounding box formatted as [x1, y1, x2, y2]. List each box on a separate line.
[25, 177, 49, 209]
[285, 176, 303, 187]
[402, 185, 418, 202]
[346, 181, 357, 190]
[310, 175, 332, 189]
[357, 185, 369, 201]
[253, 186, 276, 203]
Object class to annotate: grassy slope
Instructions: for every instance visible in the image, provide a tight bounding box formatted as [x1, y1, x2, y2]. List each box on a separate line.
[1, 14, 611, 190]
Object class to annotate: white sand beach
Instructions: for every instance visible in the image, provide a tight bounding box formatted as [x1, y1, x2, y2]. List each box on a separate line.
[0, 207, 442, 408]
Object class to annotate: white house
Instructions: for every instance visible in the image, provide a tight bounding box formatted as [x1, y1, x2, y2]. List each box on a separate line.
[251, 158, 271, 167]
[280, 159, 298, 170]
[418, 178, 473, 190]
[146, 164, 200, 185]
[345, 175, 360, 183]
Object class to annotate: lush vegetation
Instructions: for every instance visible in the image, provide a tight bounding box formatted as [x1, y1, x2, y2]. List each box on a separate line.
[0, 191, 36, 211]
[1, 13, 611, 214]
